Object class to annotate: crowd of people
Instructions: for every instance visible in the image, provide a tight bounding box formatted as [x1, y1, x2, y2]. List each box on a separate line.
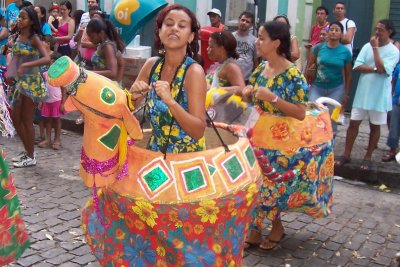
[1, 0, 400, 265]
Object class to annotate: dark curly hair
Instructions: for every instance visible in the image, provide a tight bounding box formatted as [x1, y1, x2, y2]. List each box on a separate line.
[154, 4, 200, 58]
[210, 30, 239, 59]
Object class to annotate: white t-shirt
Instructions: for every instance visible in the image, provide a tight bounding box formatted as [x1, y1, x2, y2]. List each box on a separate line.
[340, 18, 357, 54]
[79, 12, 90, 28]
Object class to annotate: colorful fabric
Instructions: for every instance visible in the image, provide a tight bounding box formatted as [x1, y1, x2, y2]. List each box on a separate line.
[5, 2, 19, 33]
[249, 62, 333, 226]
[91, 40, 117, 70]
[82, 182, 260, 267]
[248, 61, 308, 114]
[146, 56, 205, 153]
[205, 60, 257, 127]
[7, 38, 47, 104]
[0, 150, 30, 265]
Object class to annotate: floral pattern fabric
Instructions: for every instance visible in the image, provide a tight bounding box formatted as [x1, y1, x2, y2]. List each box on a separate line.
[248, 61, 308, 114]
[8, 38, 47, 104]
[146, 56, 205, 153]
[249, 62, 333, 226]
[0, 150, 30, 265]
[82, 182, 260, 266]
[91, 40, 118, 70]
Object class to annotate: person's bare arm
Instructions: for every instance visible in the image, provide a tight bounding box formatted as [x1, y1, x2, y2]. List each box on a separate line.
[341, 27, 355, 45]
[291, 36, 300, 61]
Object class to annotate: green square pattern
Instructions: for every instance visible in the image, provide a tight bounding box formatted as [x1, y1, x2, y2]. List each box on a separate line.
[223, 155, 243, 181]
[143, 166, 169, 192]
[208, 165, 216, 176]
[99, 125, 121, 150]
[183, 167, 205, 192]
[245, 146, 256, 167]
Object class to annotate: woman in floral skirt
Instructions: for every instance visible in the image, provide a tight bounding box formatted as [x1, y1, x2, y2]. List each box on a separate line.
[243, 21, 333, 251]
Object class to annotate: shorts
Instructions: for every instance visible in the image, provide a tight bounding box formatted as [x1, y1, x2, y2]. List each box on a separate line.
[350, 107, 387, 125]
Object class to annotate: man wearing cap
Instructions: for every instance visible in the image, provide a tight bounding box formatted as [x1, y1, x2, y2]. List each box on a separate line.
[208, 8, 225, 30]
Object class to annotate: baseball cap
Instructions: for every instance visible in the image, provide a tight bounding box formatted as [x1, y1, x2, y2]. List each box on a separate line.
[207, 8, 221, 17]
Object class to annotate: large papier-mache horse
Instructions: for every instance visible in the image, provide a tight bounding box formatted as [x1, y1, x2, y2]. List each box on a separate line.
[47, 56, 263, 266]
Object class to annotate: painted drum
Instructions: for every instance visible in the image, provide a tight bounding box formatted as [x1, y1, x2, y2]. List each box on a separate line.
[48, 56, 263, 266]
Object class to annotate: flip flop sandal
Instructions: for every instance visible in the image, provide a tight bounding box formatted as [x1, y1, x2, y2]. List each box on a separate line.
[382, 152, 396, 162]
[52, 143, 61, 150]
[360, 160, 372, 171]
[334, 155, 351, 167]
[258, 233, 286, 251]
[38, 141, 50, 148]
[244, 241, 261, 250]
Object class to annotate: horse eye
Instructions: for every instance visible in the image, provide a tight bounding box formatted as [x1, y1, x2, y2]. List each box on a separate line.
[100, 87, 116, 105]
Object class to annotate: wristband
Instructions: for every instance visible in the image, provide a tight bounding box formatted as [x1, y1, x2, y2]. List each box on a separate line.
[271, 95, 279, 104]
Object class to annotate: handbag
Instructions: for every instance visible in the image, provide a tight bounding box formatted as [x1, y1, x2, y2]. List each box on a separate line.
[305, 43, 322, 84]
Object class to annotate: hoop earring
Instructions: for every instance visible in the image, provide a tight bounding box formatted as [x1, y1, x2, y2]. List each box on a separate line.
[158, 43, 166, 56]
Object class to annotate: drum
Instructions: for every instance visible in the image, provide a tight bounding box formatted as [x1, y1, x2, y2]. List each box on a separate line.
[252, 104, 334, 220]
[48, 56, 263, 266]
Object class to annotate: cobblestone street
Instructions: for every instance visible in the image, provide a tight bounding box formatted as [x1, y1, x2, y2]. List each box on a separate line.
[1, 129, 400, 267]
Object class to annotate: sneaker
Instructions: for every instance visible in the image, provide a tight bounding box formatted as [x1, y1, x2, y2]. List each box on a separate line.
[13, 155, 36, 168]
[12, 151, 27, 162]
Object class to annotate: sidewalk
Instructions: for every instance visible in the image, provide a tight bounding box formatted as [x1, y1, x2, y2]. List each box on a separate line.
[61, 111, 400, 189]
[333, 115, 400, 189]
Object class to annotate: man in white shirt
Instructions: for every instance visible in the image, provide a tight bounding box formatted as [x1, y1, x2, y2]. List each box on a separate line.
[333, 1, 356, 54]
[79, 0, 99, 28]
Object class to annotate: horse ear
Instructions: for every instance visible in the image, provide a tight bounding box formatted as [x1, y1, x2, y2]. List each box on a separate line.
[121, 105, 143, 140]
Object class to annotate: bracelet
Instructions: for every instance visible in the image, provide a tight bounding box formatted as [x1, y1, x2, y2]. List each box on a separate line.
[372, 46, 378, 49]
[271, 95, 279, 104]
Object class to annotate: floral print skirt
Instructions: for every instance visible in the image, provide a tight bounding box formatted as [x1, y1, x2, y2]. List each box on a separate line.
[82, 181, 261, 266]
[254, 140, 334, 229]
[9, 74, 47, 105]
[0, 150, 30, 265]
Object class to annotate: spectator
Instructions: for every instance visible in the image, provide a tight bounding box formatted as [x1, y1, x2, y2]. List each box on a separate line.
[55, 1, 75, 57]
[47, 2, 59, 37]
[335, 19, 399, 170]
[382, 63, 400, 162]
[233, 11, 258, 81]
[306, 22, 352, 136]
[78, 0, 99, 29]
[333, 1, 356, 54]
[86, 17, 125, 81]
[207, 8, 225, 30]
[74, 5, 101, 69]
[273, 15, 300, 62]
[308, 6, 329, 47]
[34, 6, 52, 37]
[5, 0, 27, 33]
[0, 14, 9, 67]
[70, 9, 84, 60]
